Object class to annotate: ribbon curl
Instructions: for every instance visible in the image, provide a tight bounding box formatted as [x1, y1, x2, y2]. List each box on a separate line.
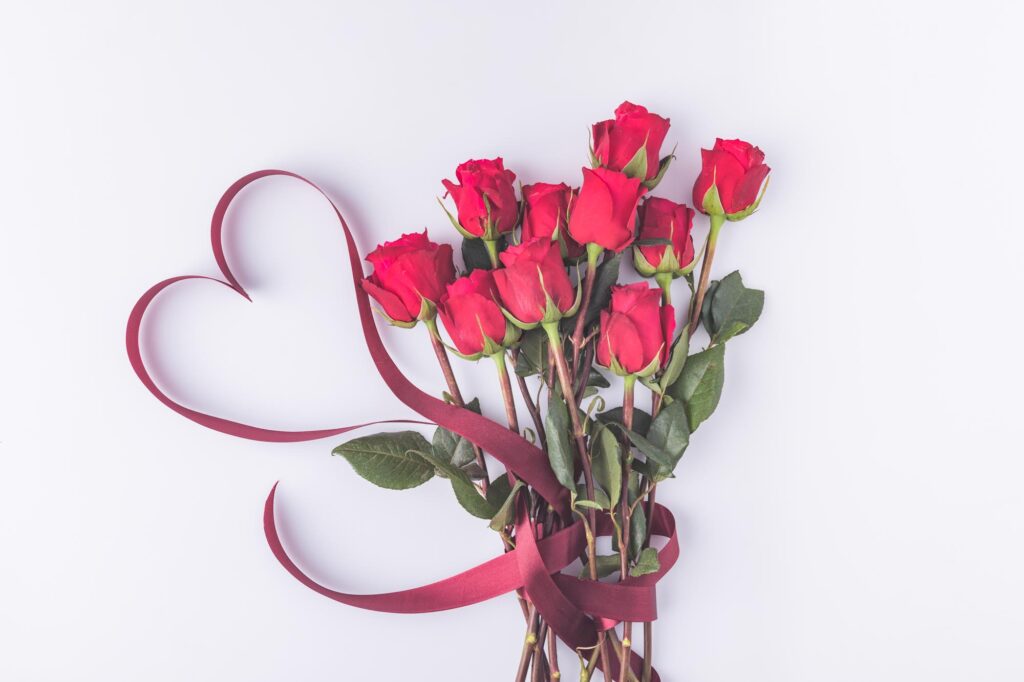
[126, 170, 678, 680]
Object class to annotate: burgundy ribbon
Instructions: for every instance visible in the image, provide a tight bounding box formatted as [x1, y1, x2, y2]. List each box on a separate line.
[127, 170, 678, 680]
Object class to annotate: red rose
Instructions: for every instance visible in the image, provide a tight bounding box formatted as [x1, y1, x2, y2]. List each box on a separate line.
[567, 167, 644, 253]
[597, 283, 675, 377]
[521, 182, 584, 259]
[441, 158, 519, 239]
[493, 237, 578, 326]
[361, 230, 456, 325]
[592, 102, 671, 181]
[633, 197, 696, 277]
[692, 138, 770, 218]
[438, 269, 515, 357]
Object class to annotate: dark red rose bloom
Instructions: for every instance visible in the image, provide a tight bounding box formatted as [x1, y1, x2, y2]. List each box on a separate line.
[592, 102, 671, 180]
[361, 230, 456, 324]
[692, 138, 770, 217]
[438, 269, 510, 357]
[521, 182, 583, 259]
[597, 283, 675, 376]
[567, 167, 644, 253]
[634, 197, 696, 276]
[442, 158, 519, 239]
[493, 237, 576, 325]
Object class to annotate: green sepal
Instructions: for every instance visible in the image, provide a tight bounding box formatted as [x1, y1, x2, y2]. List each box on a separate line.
[620, 135, 649, 180]
[438, 197, 479, 240]
[725, 175, 770, 222]
[369, 302, 418, 329]
[641, 146, 676, 190]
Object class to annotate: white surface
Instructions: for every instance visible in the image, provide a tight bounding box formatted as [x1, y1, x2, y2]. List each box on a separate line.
[2, 1, 1022, 680]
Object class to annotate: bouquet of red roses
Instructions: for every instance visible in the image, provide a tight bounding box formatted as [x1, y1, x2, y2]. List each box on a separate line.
[341, 103, 769, 680]
[128, 102, 769, 682]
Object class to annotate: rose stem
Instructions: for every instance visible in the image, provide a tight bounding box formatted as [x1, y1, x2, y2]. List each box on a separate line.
[618, 374, 637, 677]
[484, 238, 501, 269]
[511, 349, 548, 451]
[570, 244, 603, 372]
[541, 320, 612, 677]
[687, 213, 724, 335]
[654, 272, 673, 307]
[424, 317, 490, 494]
[493, 353, 521, 436]
[546, 625, 561, 680]
[533, 620, 550, 682]
[515, 606, 541, 682]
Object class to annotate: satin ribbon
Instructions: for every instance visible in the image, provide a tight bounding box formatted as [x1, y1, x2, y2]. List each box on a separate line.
[127, 170, 679, 680]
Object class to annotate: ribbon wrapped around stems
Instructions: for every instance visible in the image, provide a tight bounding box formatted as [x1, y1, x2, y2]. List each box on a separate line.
[126, 170, 679, 681]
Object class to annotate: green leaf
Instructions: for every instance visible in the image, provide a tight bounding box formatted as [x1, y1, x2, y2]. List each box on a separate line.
[591, 427, 622, 509]
[658, 329, 690, 393]
[596, 407, 652, 437]
[579, 553, 622, 579]
[576, 484, 610, 510]
[700, 279, 720, 335]
[412, 447, 491, 519]
[431, 398, 484, 479]
[587, 368, 610, 389]
[707, 271, 764, 344]
[332, 431, 434, 490]
[462, 236, 504, 273]
[669, 344, 725, 432]
[644, 400, 690, 479]
[545, 389, 577, 492]
[514, 328, 549, 377]
[574, 498, 604, 511]
[488, 480, 524, 531]
[629, 547, 660, 577]
[583, 252, 623, 327]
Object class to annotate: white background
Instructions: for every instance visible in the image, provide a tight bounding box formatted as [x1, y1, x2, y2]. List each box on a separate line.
[2, 1, 1022, 680]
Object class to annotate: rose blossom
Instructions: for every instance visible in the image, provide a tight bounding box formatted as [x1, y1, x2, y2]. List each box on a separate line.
[692, 138, 770, 218]
[441, 158, 519, 239]
[633, 197, 696, 277]
[492, 237, 577, 326]
[592, 101, 671, 181]
[521, 182, 583, 259]
[438, 270, 515, 357]
[567, 167, 644, 253]
[596, 283, 675, 376]
[361, 230, 455, 325]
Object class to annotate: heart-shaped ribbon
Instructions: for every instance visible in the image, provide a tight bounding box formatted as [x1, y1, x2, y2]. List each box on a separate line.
[126, 170, 678, 680]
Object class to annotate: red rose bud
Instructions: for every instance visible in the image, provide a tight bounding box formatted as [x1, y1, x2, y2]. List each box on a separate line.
[361, 230, 456, 327]
[441, 158, 519, 240]
[692, 138, 770, 220]
[438, 269, 518, 359]
[592, 101, 671, 183]
[493, 237, 580, 328]
[567, 167, 644, 254]
[633, 197, 697, 278]
[521, 182, 584, 260]
[596, 283, 676, 377]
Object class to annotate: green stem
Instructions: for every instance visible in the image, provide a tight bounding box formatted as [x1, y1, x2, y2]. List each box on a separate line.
[570, 244, 603, 371]
[424, 318, 490, 492]
[654, 272, 673, 307]
[687, 213, 724, 335]
[619, 374, 637, 678]
[483, 239, 500, 268]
